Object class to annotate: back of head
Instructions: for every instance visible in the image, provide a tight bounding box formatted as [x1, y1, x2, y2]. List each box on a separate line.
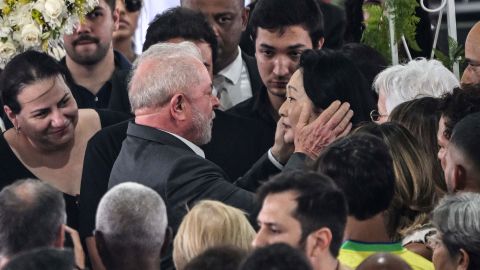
[3, 248, 74, 270]
[389, 97, 446, 193]
[128, 42, 204, 112]
[0, 179, 65, 258]
[374, 58, 459, 113]
[183, 245, 247, 270]
[239, 243, 312, 270]
[431, 192, 480, 270]
[300, 49, 375, 125]
[142, 7, 217, 63]
[257, 170, 347, 257]
[173, 200, 255, 270]
[315, 133, 395, 221]
[356, 253, 413, 270]
[438, 85, 480, 140]
[354, 123, 436, 239]
[449, 112, 480, 177]
[249, 0, 324, 47]
[0, 51, 67, 114]
[95, 182, 168, 264]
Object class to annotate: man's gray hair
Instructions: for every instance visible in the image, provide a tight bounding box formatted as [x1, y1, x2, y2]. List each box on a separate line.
[374, 58, 459, 113]
[128, 42, 205, 112]
[96, 182, 168, 255]
[432, 192, 480, 262]
[0, 179, 66, 257]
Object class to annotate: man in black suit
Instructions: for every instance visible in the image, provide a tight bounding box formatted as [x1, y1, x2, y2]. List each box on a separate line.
[181, 0, 262, 110]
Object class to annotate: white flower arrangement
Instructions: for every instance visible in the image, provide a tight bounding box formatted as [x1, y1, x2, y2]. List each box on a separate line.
[0, 0, 98, 68]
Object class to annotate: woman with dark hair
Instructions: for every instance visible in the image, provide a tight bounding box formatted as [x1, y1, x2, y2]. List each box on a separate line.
[0, 51, 128, 230]
[278, 49, 374, 144]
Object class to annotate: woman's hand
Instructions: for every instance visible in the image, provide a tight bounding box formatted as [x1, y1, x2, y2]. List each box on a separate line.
[294, 100, 353, 159]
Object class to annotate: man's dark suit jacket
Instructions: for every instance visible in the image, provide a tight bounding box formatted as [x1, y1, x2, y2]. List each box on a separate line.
[243, 52, 263, 97]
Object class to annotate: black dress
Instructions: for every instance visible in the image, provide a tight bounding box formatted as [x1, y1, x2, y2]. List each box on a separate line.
[0, 109, 129, 230]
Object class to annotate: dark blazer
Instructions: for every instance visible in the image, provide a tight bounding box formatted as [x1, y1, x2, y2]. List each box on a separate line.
[242, 52, 263, 97]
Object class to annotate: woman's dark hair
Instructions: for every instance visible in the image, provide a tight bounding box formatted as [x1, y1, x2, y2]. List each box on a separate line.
[300, 49, 375, 126]
[0, 50, 67, 114]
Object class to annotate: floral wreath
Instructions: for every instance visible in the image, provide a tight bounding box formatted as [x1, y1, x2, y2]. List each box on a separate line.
[0, 0, 98, 68]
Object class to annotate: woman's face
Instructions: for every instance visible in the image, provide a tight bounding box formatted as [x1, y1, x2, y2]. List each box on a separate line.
[113, 0, 141, 42]
[8, 75, 78, 151]
[430, 233, 463, 270]
[278, 69, 317, 144]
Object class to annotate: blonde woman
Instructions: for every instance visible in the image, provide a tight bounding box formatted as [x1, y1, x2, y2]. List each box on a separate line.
[173, 200, 255, 270]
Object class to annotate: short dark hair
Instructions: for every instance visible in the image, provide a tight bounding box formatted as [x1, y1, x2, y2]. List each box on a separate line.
[249, 0, 324, 47]
[0, 51, 67, 114]
[438, 85, 480, 140]
[143, 7, 218, 64]
[0, 179, 66, 257]
[300, 49, 375, 126]
[183, 245, 247, 270]
[450, 112, 480, 173]
[239, 243, 312, 270]
[315, 133, 395, 220]
[3, 248, 74, 270]
[257, 170, 347, 257]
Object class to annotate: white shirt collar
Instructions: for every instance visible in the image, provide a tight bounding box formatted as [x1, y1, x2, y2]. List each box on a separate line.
[162, 130, 205, 158]
[217, 47, 243, 84]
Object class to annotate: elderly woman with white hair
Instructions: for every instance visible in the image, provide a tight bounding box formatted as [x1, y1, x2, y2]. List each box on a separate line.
[371, 58, 459, 123]
[429, 192, 480, 270]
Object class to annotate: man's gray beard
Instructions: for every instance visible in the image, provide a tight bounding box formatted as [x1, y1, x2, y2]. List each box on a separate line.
[191, 108, 214, 146]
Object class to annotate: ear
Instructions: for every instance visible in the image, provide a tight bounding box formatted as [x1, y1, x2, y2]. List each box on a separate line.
[241, 7, 250, 31]
[161, 227, 173, 257]
[95, 230, 110, 267]
[54, 224, 65, 248]
[305, 228, 332, 259]
[316, 37, 325, 49]
[453, 164, 467, 192]
[169, 94, 189, 121]
[4, 105, 18, 129]
[457, 248, 470, 270]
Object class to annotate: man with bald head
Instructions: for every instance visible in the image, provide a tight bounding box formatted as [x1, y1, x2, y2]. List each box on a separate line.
[462, 21, 480, 86]
[181, 0, 262, 110]
[357, 253, 413, 270]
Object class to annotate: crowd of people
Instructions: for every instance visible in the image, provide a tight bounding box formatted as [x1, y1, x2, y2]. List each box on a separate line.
[0, 0, 480, 269]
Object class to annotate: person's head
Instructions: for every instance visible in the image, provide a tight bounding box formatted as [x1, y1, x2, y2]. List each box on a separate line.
[128, 42, 219, 145]
[461, 21, 480, 86]
[374, 58, 459, 122]
[437, 85, 480, 167]
[1, 51, 78, 151]
[315, 133, 395, 221]
[430, 192, 480, 270]
[63, 0, 119, 66]
[143, 7, 218, 78]
[0, 179, 66, 259]
[180, 0, 247, 73]
[278, 49, 374, 143]
[173, 200, 255, 270]
[113, 0, 142, 44]
[239, 243, 312, 270]
[95, 182, 168, 270]
[3, 248, 74, 270]
[389, 97, 447, 193]
[356, 253, 413, 270]
[354, 122, 436, 239]
[443, 112, 480, 193]
[250, 0, 324, 98]
[253, 170, 347, 265]
[183, 245, 248, 270]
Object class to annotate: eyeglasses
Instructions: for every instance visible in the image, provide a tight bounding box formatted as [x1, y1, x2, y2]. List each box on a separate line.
[369, 109, 388, 122]
[124, 0, 142, 12]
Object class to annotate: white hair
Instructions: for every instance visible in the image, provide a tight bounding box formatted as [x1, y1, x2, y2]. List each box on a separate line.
[95, 182, 168, 254]
[374, 58, 459, 113]
[128, 41, 205, 112]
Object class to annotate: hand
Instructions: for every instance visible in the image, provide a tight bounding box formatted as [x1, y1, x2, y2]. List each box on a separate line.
[271, 118, 295, 164]
[64, 225, 85, 270]
[294, 100, 353, 159]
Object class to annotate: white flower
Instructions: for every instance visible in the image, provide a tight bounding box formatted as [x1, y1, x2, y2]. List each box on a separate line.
[21, 24, 41, 48]
[44, 0, 65, 20]
[0, 41, 16, 60]
[0, 27, 11, 38]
